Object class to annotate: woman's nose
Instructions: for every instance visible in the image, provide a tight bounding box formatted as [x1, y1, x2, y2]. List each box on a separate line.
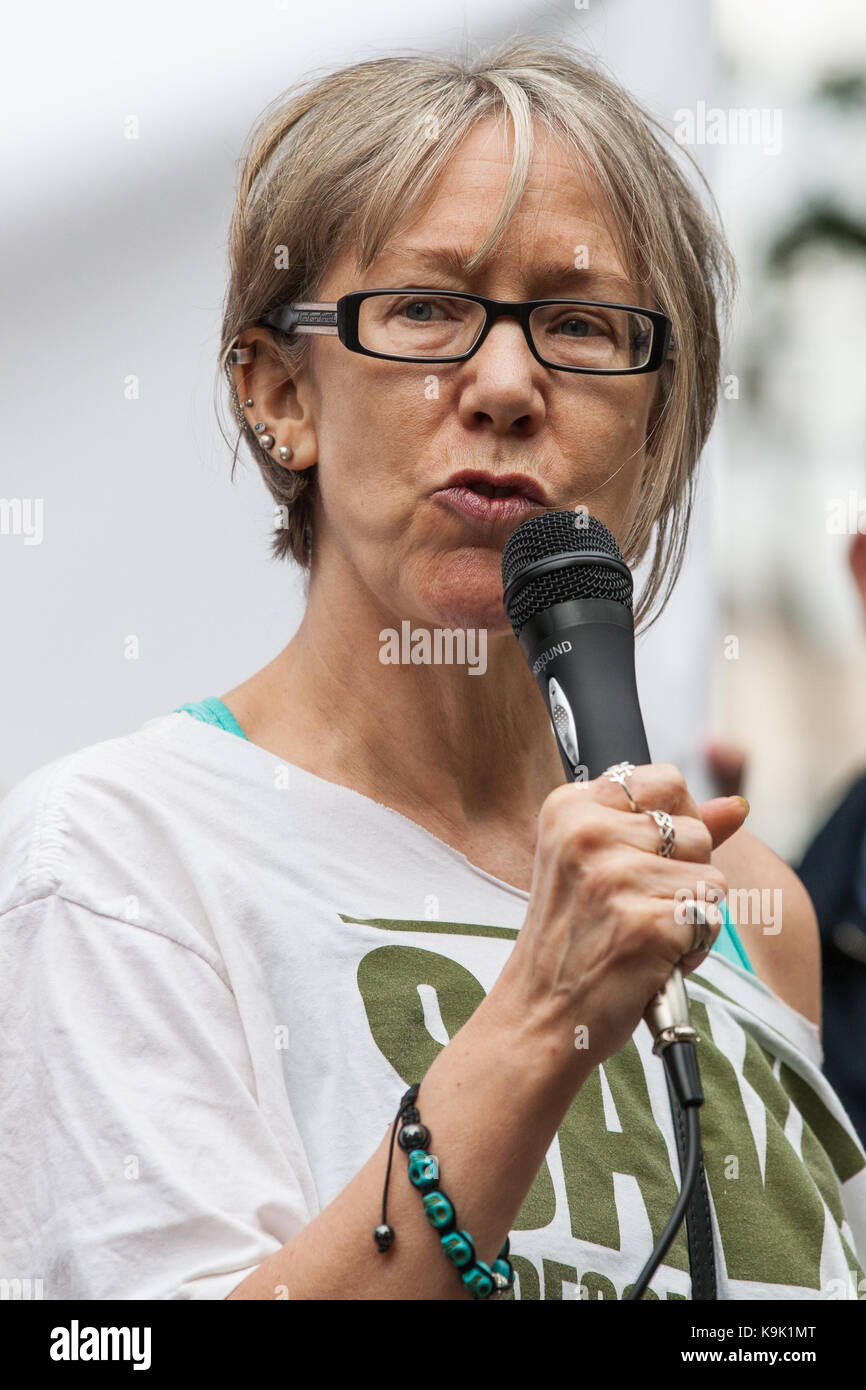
[456, 319, 545, 434]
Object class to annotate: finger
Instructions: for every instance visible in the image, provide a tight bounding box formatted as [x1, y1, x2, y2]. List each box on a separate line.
[592, 762, 702, 820]
[633, 809, 714, 864]
[637, 856, 729, 915]
[611, 808, 716, 864]
[698, 795, 750, 850]
[648, 894, 724, 975]
[677, 899, 725, 976]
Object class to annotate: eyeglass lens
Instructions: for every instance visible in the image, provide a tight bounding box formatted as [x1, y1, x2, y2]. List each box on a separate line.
[356, 293, 655, 369]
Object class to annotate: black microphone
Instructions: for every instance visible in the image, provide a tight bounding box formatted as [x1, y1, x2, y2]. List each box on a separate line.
[501, 508, 715, 1299]
[500, 508, 699, 1059]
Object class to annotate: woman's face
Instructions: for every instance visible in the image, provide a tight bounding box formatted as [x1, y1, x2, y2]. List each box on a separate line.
[290, 118, 661, 633]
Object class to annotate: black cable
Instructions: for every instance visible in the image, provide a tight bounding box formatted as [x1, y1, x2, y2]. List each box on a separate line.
[626, 1040, 705, 1301]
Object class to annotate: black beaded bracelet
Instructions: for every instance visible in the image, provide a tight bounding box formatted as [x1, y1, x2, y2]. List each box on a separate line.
[374, 1084, 516, 1300]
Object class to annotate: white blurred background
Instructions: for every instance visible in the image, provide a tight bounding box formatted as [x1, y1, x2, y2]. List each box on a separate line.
[2, 0, 865, 865]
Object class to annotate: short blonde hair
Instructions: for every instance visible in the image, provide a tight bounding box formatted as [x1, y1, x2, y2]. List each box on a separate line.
[218, 37, 737, 632]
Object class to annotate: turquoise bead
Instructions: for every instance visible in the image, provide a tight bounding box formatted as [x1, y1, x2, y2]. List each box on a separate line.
[441, 1229, 475, 1268]
[407, 1150, 439, 1190]
[423, 1190, 455, 1230]
[462, 1261, 495, 1299]
[492, 1257, 515, 1288]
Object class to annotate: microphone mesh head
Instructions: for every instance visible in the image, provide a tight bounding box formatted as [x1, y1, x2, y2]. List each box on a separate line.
[501, 510, 633, 634]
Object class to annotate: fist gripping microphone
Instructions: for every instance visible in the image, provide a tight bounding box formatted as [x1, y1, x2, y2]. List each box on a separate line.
[500, 510, 698, 1061]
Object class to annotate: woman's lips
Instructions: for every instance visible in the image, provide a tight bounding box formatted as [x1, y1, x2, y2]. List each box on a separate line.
[433, 486, 548, 525]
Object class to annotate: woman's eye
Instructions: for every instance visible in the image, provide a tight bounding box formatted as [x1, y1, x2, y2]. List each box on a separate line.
[556, 316, 607, 338]
[396, 299, 447, 322]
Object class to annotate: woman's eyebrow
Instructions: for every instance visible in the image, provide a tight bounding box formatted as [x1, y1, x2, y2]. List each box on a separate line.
[377, 246, 639, 299]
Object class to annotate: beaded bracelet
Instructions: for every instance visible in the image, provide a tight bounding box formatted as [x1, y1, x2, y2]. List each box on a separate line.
[373, 1083, 516, 1300]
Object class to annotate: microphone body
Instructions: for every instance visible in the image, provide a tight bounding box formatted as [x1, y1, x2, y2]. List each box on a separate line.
[516, 597, 650, 781]
[501, 513, 696, 1053]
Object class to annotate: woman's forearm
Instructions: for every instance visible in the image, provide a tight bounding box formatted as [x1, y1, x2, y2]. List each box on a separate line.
[226, 985, 587, 1300]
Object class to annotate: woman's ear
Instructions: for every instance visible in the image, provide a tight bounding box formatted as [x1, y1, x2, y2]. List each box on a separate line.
[230, 328, 318, 473]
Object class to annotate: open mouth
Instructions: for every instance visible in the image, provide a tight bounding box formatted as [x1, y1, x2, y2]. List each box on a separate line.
[437, 469, 550, 505]
[432, 470, 550, 526]
[463, 480, 522, 498]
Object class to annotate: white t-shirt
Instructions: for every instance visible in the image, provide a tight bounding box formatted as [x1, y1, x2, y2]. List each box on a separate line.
[1, 710, 865, 1301]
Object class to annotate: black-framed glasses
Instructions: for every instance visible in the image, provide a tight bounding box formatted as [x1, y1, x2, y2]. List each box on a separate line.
[259, 289, 675, 375]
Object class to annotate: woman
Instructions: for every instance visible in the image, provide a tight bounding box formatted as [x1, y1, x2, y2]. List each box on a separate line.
[1, 39, 864, 1302]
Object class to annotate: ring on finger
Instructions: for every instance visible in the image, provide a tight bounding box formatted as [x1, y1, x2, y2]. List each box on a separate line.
[643, 807, 676, 858]
[603, 761, 638, 812]
[681, 900, 716, 954]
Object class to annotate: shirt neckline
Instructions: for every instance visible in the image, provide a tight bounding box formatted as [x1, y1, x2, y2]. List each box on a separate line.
[169, 709, 533, 903]
[166, 706, 754, 976]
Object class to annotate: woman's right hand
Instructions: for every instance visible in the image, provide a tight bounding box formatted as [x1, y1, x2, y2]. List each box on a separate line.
[491, 763, 751, 1079]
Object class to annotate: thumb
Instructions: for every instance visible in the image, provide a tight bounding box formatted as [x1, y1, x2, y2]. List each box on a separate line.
[698, 795, 750, 850]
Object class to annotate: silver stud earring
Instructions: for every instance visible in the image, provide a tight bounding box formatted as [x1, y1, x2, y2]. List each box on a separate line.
[253, 421, 266, 433]
[258, 433, 276, 450]
[243, 398, 253, 408]
[278, 446, 294, 462]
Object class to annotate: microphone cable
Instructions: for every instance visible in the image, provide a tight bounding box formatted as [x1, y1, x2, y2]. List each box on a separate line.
[626, 1038, 705, 1300]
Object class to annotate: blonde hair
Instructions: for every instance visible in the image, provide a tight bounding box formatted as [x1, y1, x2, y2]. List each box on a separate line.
[218, 37, 737, 632]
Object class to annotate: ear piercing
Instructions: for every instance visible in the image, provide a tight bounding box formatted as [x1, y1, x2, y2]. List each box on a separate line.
[227, 349, 294, 460]
[246, 414, 293, 459]
[260, 434, 293, 459]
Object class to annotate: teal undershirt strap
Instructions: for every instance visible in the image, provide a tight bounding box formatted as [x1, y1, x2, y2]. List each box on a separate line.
[173, 697, 250, 741]
[714, 899, 754, 973]
[172, 696, 756, 976]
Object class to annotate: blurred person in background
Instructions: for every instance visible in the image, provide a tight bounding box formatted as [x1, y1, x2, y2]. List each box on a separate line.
[797, 529, 866, 1146]
[704, 739, 748, 801]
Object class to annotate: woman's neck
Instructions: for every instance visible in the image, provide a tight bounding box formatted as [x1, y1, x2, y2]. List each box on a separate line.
[221, 577, 568, 843]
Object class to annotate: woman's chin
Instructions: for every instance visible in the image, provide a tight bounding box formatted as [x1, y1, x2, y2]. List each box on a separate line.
[411, 552, 514, 631]
[415, 588, 514, 635]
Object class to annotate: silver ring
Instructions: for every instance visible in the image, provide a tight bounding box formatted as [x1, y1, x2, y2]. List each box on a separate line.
[603, 761, 638, 811]
[681, 901, 713, 953]
[642, 808, 675, 857]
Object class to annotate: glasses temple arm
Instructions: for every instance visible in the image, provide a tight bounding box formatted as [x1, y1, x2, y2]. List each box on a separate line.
[260, 303, 339, 334]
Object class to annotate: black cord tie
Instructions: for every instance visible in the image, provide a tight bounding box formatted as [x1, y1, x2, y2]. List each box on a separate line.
[374, 1084, 420, 1252]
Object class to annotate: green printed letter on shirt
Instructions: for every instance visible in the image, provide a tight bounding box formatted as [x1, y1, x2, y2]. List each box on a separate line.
[356, 943, 557, 1230]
